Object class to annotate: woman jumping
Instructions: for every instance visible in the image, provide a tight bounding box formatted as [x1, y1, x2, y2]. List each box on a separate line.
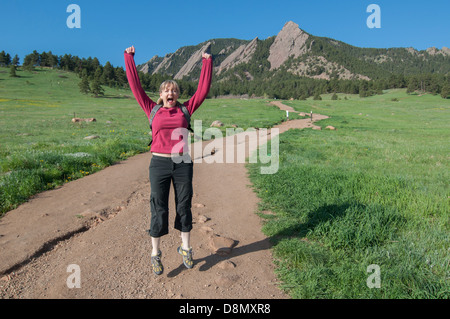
[124, 45, 212, 275]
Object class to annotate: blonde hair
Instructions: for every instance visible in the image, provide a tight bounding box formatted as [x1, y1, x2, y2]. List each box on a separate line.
[157, 80, 180, 105]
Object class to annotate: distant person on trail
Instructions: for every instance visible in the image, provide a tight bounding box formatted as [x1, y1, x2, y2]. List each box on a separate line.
[124, 45, 212, 275]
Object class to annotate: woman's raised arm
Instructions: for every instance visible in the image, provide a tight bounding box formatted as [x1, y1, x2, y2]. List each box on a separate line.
[184, 52, 213, 115]
[124, 46, 155, 118]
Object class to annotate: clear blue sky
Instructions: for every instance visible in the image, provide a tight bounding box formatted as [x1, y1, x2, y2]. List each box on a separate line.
[1, 0, 449, 68]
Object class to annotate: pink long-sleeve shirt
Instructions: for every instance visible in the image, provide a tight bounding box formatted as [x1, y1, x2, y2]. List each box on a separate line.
[124, 52, 212, 154]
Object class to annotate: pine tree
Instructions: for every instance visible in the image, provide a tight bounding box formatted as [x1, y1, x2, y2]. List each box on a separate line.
[79, 72, 90, 94]
[94, 66, 103, 81]
[9, 65, 17, 77]
[23, 50, 39, 71]
[4, 53, 11, 66]
[90, 66, 105, 97]
[441, 84, 450, 99]
[90, 79, 104, 97]
[114, 66, 127, 88]
[0, 51, 6, 66]
[12, 54, 20, 66]
[101, 61, 114, 87]
[313, 92, 322, 100]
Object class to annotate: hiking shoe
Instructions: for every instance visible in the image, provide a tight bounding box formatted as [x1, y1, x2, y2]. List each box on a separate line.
[151, 251, 163, 275]
[177, 246, 194, 269]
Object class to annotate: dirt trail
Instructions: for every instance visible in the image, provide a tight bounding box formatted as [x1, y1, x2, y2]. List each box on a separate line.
[0, 101, 328, 299]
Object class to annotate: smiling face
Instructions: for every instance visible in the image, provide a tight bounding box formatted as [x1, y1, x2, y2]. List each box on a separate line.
[159, 81, 180, 108]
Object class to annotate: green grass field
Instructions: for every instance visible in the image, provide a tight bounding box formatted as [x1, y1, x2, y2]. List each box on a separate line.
[1, 66, 448, 298]
[0, 67, 286, 215]
[248, 91, 449, 298]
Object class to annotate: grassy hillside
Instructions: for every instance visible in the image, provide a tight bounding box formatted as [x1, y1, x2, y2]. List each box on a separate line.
[0, 67, 285, 215]
[248, 90, 449, 298]
[306, 35, 450, 79]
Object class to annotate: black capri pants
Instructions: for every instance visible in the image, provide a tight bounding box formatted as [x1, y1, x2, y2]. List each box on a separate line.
[148, 154, 193, 237]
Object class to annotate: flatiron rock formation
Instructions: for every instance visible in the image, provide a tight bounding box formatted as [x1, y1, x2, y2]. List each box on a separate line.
[268, 21, 310, 70]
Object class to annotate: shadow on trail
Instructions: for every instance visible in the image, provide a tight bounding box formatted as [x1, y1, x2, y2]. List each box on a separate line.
[167, 203, 353, 277]
[167, 238, 272, 277]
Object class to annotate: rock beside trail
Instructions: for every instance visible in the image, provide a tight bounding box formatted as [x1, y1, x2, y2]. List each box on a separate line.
[197, 215, 210, 223]
[210, 120, 224, 127]
[72, 118, 96, 123]
[209, 234, 238, 256]
[84, 135, 100, 140]
[217, 260, 236, 270]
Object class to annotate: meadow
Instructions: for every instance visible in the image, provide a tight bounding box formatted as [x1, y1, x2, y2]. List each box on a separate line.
[248, 90, 449, 298]
[0, 67, 285, 215]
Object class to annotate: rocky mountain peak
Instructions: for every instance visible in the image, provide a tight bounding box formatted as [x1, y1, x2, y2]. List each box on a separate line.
[137, 20, 449, 86]
[268, 21, 310, 70]
[426, 46, 450, 56]
[216, 37, 258, 75]
[174, 42, 212, 79]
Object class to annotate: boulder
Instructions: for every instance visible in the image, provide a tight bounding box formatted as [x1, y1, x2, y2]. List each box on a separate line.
[72, 118, 96, 123]
[210, 120, 224, 127]
[84, 135, 100, 140]
[197, 215, 210, 223]
[209, 234, 238, 256]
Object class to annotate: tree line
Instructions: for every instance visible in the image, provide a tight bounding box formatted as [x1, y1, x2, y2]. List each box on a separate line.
[20, 50, 129, 94]
[2, 49, 198, 98]
[1, 50, 21, 78]
[2, 49, 449, 99]
[210, 67, 450, 99]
